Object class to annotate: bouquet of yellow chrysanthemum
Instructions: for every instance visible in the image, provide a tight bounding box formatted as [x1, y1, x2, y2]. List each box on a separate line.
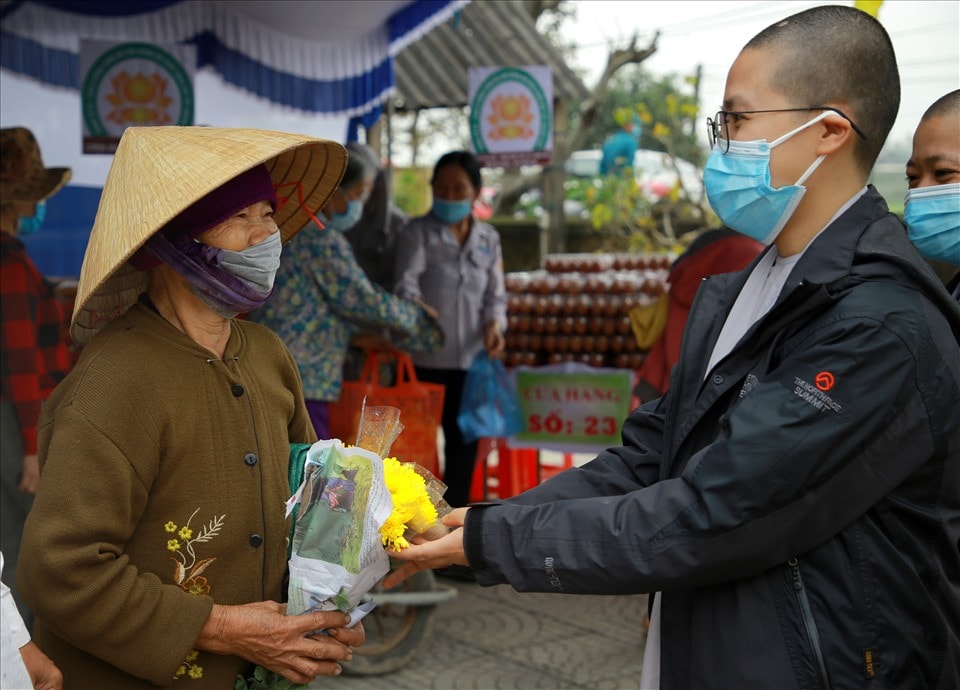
[285, 403, 448, 615]
[352, 403, 450, 551]
[239, 403, 449, 690]
[380, 455, 450, 550]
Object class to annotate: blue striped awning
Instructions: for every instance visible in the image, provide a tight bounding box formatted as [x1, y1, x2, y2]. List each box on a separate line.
[1, 0, 467, 118]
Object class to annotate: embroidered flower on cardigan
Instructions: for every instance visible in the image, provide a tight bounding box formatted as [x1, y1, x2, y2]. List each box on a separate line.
[164, 508, 225, 682]
[165, 507, 226, 590]
[182, 576, 211, 596]
[176, 651, 204, 680]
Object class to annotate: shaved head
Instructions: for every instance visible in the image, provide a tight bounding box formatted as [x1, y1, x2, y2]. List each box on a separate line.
[745, 5, 900, 173]
[921, 90, 960, 123]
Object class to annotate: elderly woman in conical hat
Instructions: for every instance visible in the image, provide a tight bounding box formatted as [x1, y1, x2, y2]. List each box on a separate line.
[17, 126, 365, 688]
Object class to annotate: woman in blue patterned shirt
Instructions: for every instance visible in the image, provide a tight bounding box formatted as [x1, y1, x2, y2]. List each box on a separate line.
[248, 151, 441, 438]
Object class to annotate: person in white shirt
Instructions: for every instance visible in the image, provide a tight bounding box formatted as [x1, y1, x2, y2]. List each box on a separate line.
[1, 553, 61, 690]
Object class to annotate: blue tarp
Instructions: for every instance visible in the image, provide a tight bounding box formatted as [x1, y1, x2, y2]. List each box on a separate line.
[4, 0, 467, 275]
[1, 0, 464, 117]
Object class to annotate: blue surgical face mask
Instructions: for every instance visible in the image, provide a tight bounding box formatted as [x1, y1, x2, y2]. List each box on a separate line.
[432, 198, 473, 225]
[703, 111, 830, 245]
[16, 200, 46, 236]
[320, 199, 363, 233]
[904, 182, 960, 265]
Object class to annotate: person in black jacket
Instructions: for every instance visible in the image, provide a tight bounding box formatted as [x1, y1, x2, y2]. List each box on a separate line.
[386, 6, 960, 690]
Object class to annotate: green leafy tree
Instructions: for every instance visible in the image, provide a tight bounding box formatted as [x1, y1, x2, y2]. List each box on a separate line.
[577, 66, 717, 251]
[583, 66, 703, 166]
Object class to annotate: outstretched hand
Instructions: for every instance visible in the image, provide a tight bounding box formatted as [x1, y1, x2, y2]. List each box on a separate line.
[196, 601, 364, 684]
[382, 508, 470, 588]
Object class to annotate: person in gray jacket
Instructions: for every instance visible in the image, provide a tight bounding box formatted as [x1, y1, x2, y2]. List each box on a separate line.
[385, 6, 960, 689]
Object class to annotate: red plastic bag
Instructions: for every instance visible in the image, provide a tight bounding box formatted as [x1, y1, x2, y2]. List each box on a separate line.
[329, 350, 445, 477]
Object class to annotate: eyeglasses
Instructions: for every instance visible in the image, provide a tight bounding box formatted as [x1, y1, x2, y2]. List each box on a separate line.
[706, 107, 869, 154]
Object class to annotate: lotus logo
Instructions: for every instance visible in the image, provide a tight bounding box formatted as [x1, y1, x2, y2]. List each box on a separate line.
[105, 72, 174, 126]
[486, 93, 535, 141]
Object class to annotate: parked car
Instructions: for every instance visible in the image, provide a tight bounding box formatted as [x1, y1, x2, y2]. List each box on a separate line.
[564, 148, 705, 203]
[507, 148, 705, 220]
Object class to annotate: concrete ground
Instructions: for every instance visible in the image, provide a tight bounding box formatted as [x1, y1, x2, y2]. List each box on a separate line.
[312, 578, 648, 690]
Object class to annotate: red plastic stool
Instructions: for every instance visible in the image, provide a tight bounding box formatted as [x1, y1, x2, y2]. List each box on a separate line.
[470, 437, 500, 502]
[539, 452, 576, 482]
[469, 439, 542, 502]
[497, 446, 540, 498]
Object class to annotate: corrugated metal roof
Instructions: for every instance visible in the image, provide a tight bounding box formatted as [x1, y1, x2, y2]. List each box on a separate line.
[394, 0, 589, 111]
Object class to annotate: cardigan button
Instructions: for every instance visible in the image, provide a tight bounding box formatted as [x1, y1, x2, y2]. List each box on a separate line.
[244, 453, 258, 467]
[712, 374, 724, 385]
[249, 534, 263, 548]
[231, 384, 245, 397]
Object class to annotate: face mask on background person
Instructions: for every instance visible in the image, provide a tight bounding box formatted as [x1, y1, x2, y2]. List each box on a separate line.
[904, 182, 960, 265]
[432, 198, 473, 225]
[16, 200, 46, 235]
[703, 111, 831, 245]
[319, 198, 363, 232]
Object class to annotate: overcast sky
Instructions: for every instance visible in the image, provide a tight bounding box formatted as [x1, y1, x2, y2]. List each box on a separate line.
[564, 0, 959, 150]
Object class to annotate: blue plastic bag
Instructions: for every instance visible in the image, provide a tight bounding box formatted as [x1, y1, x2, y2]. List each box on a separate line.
[457, 351, 525, 444]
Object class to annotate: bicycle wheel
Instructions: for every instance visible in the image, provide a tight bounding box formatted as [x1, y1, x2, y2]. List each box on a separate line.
[343, 570, 443, 675]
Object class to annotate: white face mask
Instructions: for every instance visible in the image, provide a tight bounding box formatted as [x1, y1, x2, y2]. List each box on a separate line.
[217, 230, 283, 293]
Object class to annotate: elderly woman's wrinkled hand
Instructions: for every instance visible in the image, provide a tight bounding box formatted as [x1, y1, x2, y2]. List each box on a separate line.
[382, 508, 470, 588]
[196, 601, 364, 684]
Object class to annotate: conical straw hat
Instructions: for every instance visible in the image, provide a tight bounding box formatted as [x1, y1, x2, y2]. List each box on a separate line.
[71, 126, 346, 345]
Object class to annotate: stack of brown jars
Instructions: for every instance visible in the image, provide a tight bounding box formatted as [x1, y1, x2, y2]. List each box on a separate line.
[503, 253, 672, 369]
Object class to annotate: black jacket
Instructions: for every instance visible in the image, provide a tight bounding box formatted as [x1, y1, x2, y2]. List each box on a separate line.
[465, 188, 960, 689]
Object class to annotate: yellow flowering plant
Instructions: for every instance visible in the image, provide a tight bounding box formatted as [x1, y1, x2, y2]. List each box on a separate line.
[380, 456, 448, 550]
[353, 404, 451, 551]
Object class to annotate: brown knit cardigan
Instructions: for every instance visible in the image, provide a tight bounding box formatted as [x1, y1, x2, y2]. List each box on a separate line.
[19, 303, 317, 688]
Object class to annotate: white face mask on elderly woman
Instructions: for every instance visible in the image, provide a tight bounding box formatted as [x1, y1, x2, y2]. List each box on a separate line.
[216, 230, 283, 294]
[188, 230, 283, 317]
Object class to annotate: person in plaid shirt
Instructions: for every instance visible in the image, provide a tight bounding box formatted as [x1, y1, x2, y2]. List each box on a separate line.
[0, 127, 71, 629]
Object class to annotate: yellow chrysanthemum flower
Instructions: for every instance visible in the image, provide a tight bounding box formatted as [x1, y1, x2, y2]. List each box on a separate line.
[167, 539, 181, 552]
[380, 457, 439, 551]
[178, 526, 193, 540]
[188, 666, 203, 679]
[165, 521, 177, 533]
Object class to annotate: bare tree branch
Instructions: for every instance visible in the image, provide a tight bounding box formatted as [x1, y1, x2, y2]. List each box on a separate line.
[562, 31, 660, 159]
[520, 0, 562, 23]
[494, 171, 543, 214]
[408, 110, 421, 167]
